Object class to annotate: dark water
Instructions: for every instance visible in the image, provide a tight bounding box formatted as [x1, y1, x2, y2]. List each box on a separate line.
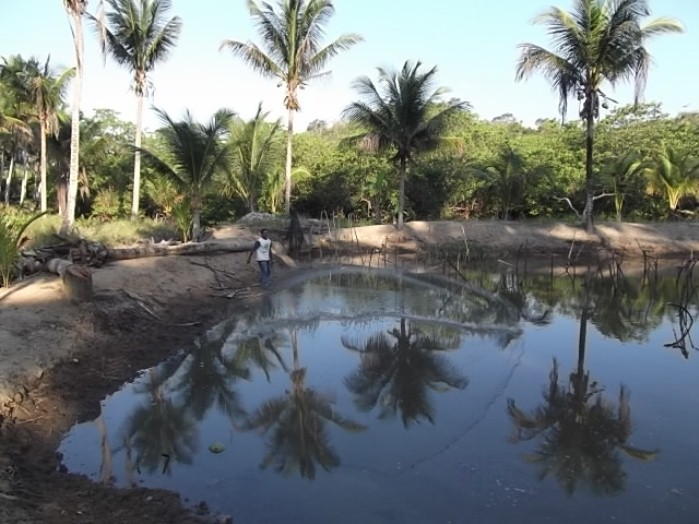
[59, 266, 699, 524]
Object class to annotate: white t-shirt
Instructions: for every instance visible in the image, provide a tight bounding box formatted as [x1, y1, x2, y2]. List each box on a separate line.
[256, 237, 272, 261]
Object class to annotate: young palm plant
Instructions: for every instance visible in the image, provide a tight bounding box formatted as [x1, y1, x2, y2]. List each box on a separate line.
[601, 151, 646, 222]
[94, 0, 182, 219]
[343, 61, 466, 229]
[645, 146, 699, 215]
[220, 0, 362, 215]
[516, 0, 683, 231]
[227, 103, 283, 213]
[139, 108, 233, 241]
[0, 212, 47, 288]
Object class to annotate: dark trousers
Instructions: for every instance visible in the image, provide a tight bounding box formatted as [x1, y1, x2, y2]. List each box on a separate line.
[257, 260, 271, 287]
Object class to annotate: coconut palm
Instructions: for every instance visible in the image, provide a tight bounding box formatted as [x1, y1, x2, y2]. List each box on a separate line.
[601, 151, 646, 222]
[220, 0, 362, 215]
[5, 56, 74, 212]
[61, 0, 95, 232]
[468, 144, 527, 220]
[342, 317, 468, 427]
[227, 103, 283, 212]
[644, 146, 699, 214]
[138, 108, 233, 240]
[343, 61, 466, 229]
[239, 328, 366, 480]
[516, 0, 682, 231]
[95, 0, 182, 218]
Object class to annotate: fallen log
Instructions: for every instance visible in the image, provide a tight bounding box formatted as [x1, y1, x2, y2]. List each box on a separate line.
[46, 258, 93, 302]
[106, 240, 253, 260]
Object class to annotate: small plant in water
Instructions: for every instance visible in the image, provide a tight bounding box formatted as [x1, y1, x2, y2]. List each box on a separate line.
[0, 211, 47, 288]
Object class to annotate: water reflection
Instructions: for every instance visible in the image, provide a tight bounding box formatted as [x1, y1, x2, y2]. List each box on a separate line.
[507, 300, 659, 496]
[239, 328, 366, 480]
[58, 266, 699, 523]
[342, 318, 468, 426]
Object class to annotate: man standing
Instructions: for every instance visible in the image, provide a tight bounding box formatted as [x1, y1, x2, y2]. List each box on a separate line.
[247, 228, 273, 288]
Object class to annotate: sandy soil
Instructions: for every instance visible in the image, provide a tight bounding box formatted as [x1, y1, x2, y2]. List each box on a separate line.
[0, 219, 697, 523]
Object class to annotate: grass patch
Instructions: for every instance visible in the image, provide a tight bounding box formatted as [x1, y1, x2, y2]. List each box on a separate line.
[7, 209, 180, 248]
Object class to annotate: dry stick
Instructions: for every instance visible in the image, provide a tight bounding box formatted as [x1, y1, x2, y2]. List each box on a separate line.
[122, 289, 202, 327]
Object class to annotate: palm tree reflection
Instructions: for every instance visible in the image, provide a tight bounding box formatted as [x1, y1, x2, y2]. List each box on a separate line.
[121, 368, 198, 476]
[174, 339, 251, 422]
[507, 307, 658, 496]
[240, 328, 367, 480]
[342, 318, 468, 426]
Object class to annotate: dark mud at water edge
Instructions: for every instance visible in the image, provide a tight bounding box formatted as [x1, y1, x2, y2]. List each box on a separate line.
[57, 264, 699, 524]
[0, 285, 265, 524]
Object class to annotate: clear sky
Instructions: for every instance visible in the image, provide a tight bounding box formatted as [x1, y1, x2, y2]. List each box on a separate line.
[1, 0, 697, 132]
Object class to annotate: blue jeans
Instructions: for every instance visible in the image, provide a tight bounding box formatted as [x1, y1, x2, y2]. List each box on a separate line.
[257, 260, 271, 287]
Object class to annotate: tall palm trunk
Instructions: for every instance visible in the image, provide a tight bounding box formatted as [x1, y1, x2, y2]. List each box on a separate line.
[39, 119, 48, 211]
[4, 154, 14, 205]
[284, 107, 294, 215]
[131, 92, 144, 218]
[19, 152, 28, 205]
[582, 100, 595, 233]
[63, 11, 84, 233]
[397, 156, 407, 229]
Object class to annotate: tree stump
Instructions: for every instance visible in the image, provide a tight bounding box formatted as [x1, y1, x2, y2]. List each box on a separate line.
[46, 259, 93, 303]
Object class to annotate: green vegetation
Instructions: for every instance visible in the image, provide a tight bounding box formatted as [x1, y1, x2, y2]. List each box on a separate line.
[0, 0, 695, 245]
[0, 211, 46, 287]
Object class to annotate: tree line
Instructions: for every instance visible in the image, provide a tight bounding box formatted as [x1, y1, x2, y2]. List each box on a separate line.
[1, 0, 695, 239]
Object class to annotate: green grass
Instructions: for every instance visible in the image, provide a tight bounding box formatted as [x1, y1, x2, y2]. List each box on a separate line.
[3, 208, 180, 248]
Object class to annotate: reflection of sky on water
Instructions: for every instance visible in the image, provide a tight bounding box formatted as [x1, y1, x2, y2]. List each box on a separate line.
[59, 268, 699, 524]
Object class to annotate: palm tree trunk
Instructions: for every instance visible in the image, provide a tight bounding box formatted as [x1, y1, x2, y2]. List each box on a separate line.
[63, 11, 84, 233]
[4, 154, 13, 205]
[131, 92, 144, 219]
[285, 107, 294, 215]
[191, 192, 201, 241]
[397, 156, 407, 229]
[582, 109, 595, 233]
[19, 151, 28, 206]
[40, 120, 48, 212]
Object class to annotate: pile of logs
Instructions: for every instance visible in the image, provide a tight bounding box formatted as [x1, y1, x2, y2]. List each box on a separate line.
[17, 236, 258, 303]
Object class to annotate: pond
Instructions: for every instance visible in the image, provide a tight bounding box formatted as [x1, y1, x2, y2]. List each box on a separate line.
[59, 265, 699, 524]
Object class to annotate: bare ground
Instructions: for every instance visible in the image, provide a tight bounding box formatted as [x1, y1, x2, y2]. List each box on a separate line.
[0, 220, 697, 523]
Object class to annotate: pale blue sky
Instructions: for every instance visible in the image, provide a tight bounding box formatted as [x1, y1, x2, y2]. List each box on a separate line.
[1, 0, 697, 131]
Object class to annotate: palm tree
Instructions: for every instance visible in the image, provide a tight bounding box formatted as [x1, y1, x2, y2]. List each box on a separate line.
[469, 144, 527, 220]
[227, 103, 283, 212]
[342, 317, 468, 427]
[644, 146, 699, 214]
[138, 108, 233, 240]
[220, 0, 362, 215]
[62, 0, 94, 232]
[516, 0, 682, 231]
[601, 151, 645, 222]
[239, 328, 366, 480]
[19, 56, 74, 212]
[343, 61, 466, 229]
[95, 0, 182, 219]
